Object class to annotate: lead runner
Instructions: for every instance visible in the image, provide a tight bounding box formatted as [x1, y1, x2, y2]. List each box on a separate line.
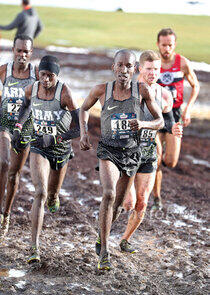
[80, 49, 164, 271]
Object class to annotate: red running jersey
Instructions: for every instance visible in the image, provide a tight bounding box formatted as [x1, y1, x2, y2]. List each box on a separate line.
[157, 54, 184, 108]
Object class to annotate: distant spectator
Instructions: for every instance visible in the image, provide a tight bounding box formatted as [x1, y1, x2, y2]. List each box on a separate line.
[0, 0, 43, 39]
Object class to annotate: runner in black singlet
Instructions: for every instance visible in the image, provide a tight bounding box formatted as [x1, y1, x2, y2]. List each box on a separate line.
[12, 55, 80, 263]
[0, 35, 38, 239]
[79, 49, 164, 271]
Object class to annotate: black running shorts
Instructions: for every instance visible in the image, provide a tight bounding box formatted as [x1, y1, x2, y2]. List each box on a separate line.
[97, 141, 141, 177]
[30, 147, 74, 170]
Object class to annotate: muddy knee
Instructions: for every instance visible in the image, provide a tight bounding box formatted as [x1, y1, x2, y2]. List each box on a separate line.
[135, 200, 147, 218]
[0, 158, 9, 173]
[103, 188, 115, 204]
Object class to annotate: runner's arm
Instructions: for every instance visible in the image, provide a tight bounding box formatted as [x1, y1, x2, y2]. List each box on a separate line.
[17, 85, 32, 125]
[181, 57, 200, 127]
[0, 13, 22, 31]
[162, 87, 174, 133]
[34, 18, 43, 38]
[132, 83, 164, 130]
[80, 84, 105, 150]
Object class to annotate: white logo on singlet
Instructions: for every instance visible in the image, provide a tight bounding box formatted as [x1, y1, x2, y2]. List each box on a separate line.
[107, 105, 118, 110]
[160, 72, 174, 85]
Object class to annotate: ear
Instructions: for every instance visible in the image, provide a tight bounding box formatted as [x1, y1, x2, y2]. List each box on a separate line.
[111, 63, 114, 71]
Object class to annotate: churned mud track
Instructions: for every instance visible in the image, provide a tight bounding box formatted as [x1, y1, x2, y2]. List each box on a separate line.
[0, 117, 209, 295]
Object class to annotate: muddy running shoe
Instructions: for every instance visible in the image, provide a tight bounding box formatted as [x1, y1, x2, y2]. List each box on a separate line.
[120, 239, 136, 254]
[95, 233, 101, 256]
[151, 197, 163, 211]
[47, 196, 60, 213]
[0, 214, 10, 239]
[27, 246, 40, 264]
[98, 251, 111, 271]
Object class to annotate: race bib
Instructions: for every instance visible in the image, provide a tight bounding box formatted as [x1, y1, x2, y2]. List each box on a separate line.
[140, 128, 157, 143]
[111, 113, 136, 139]
[34, 120, 57, 136]
[7, 98, 22, 120]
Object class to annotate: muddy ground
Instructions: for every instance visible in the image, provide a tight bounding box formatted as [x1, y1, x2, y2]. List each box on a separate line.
[0, 115, 209, 295]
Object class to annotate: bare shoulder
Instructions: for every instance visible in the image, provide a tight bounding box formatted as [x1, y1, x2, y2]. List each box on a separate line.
[25, 84, 33, 99]
[90, 83, 106, 98]
[139, 82, 152, 100]
[180, 55, 192, 73]
[61, 82, 78, 110]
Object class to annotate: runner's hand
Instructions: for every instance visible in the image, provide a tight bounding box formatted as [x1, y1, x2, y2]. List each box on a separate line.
[172, 122, 183, 138]
[35, 134, 56, 148]
[129, 119, 142, 131]
[80, 134, 92, 150]
[181, 108, 191, 127]
[11, 129, 22, 153]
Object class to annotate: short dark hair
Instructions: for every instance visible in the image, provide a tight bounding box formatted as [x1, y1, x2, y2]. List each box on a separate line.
[114, 49, 136, 64]
[157, 28, 177, 42]
[13, 35, 33, 47]
[22, 0, 30, 5]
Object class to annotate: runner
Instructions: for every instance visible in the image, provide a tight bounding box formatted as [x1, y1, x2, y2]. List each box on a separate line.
[110, 50, 183, 253]
[12, 55, 80, 263]
[152, 28, 200, 210]
[0, 35, 38, 239]
[79, 49, 164, 271]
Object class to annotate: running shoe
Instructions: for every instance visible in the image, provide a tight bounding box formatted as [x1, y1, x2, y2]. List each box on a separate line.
[151, 197, 163, 211]
[95, 233, 101, 256]
[0, 214, 10, 239]
[27, 246, 40, 264]
[120, 239, 136, 254]
[47, 196, 60, 213]
[98, 251, 111, 271]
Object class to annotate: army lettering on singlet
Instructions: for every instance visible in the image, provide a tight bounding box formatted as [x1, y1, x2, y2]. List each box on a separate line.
[1, 62, 36, 122]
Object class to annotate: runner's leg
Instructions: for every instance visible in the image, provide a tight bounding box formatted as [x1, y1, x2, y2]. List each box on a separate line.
[0, 132, 11, 213]
[30, 152, 50, 248]
[153, 133, 164, 199]
[122, 171, 156, 241]
[4, 146, 30, 216]
[163, 132, 181, 168]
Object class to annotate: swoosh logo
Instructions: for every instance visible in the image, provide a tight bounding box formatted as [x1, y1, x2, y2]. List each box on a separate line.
[107, 105, 118, 111]
[8, 82, 19, 87]
[33, 103, 43, 107]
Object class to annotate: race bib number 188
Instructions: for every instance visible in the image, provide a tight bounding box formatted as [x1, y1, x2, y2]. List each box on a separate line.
[111, 112, 136, 139]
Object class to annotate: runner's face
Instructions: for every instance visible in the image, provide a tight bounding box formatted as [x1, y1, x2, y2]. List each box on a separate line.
[140, 60, 161, 85]
[157, 35, 176, 60]
[39, 70, 57, 89]
[112, 53, 136, 85]
[13, 39, 33, 66]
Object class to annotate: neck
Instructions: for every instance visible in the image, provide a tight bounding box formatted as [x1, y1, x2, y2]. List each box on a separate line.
[13, 61, 29, 72]
[115, 80, 131, 91]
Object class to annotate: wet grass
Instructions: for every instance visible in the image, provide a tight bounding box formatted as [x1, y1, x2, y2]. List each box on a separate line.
[0, 4, 210, 63]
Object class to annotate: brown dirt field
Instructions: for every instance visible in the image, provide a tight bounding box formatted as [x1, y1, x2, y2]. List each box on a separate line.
[0, 116, 209, 295]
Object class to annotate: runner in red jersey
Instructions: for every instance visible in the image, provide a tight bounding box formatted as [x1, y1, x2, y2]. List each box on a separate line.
[152, 28, 200, 210]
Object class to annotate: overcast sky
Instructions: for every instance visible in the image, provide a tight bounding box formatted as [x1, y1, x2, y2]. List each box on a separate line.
[0, 0, 209, 15]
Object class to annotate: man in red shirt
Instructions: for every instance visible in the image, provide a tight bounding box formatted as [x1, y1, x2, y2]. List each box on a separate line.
[152, 28, 200, 210]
